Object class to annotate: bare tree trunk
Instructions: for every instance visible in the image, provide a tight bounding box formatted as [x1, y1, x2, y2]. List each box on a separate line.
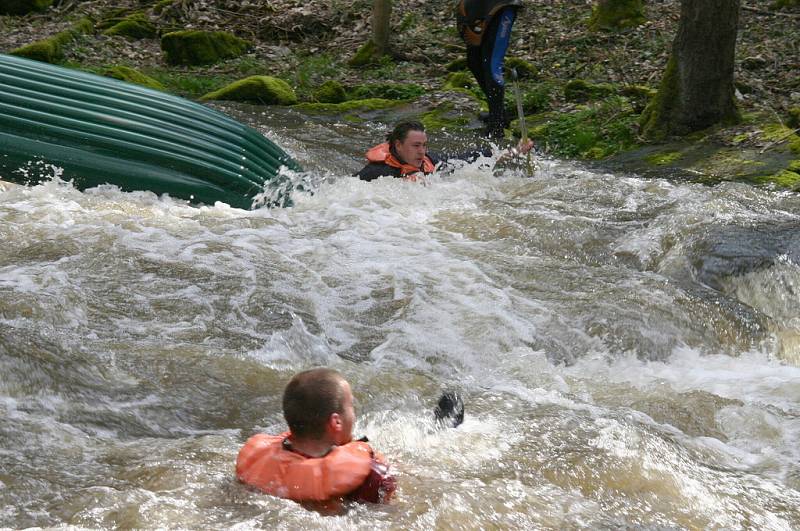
[372, 0, 392, 56]
[641, 0, 741, 140]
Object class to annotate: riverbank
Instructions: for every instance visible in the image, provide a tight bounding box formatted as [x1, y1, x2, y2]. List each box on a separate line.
[1, 0, 799, 186]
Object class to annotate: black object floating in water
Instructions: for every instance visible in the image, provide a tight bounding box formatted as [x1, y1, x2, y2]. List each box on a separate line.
[434, 391, 464, 428]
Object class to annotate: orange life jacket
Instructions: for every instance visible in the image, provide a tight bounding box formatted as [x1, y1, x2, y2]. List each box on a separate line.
[236, 432, 376, 502]
[456, 0, 523, 46]
[365, 142, 435, 181]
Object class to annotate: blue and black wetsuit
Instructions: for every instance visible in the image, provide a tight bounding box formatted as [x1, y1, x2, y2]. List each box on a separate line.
[456, 0, 523, 139]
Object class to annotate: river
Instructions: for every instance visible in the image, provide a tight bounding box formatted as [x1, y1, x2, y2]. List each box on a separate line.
[1, 104, 799, 529]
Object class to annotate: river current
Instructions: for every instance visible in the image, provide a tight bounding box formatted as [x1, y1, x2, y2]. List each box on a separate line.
[1, 105, 800, 529]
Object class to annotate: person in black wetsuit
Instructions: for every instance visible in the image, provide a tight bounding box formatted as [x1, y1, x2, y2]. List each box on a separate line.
[456, 0, 524, 139]
[355, 121, 533, 182]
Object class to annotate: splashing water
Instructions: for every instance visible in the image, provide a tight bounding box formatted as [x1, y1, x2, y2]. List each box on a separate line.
[1, 105, 799, 529]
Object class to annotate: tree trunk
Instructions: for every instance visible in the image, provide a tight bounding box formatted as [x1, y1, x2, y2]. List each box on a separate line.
[372, 0, 392, 56]
[640, 0, 741, 140]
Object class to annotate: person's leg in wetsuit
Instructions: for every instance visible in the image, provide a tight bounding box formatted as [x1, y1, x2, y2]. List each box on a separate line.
[466, 7, 517, 139]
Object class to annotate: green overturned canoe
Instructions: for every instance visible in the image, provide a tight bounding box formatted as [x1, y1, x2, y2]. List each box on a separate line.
[0, 54, 302, 209]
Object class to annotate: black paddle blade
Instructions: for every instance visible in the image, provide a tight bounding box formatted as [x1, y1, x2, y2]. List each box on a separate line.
[434, 391, 464, 428]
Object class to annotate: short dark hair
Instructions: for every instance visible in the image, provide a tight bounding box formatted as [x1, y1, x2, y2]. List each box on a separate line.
[386, 120, 425, 144]
[282, 368, 346, 439]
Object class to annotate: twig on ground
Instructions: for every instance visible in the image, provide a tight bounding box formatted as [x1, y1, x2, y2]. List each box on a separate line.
[760, 127, 800, 153]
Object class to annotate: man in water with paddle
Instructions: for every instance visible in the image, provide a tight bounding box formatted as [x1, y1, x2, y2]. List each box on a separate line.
[356, 120, 533, 182]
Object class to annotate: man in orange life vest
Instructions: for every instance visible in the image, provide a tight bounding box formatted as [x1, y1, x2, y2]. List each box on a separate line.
[236, 368, 396, 511]
[356, 120, 534, 182]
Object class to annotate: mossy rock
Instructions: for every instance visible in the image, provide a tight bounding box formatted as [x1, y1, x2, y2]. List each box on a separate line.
[588, 0, 645, 31]
[350, 82, 424, 101]
[564, 79, 616, 102]
[0, 0, 52, 15]
[10, 18, 93, 63]
[161, 30, 250, 66]
[72, 17, 95, 35]
[349, 39, 379, 67]
[446, 57, 468, 72]
[421, 103, 470, 132]
[505, 57, 537, 80]
[312, 80, 346, 104]
[104, 13, 157, 40]
[443, 71, 475, 91]
[200, 76, 297, 105]
[788, 160, 800, 173]
[293, 98, 402, 114]
[788, 107, 800, 129]
[10, 39, 63, 63]
[103, 66, 164, 90]
[620, 84, 656, 100]
[619, 84, 656, 112]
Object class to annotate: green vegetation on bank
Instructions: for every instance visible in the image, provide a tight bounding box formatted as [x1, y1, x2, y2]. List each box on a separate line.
[103, 65, 164, 90]
[9, 17, 93, 63]
[161, 30, 250, 66]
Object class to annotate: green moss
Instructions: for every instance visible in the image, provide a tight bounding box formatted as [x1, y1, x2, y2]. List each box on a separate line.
[640, 56, 679, 141]
[349, 82, 424, 101]
[72, 17, 95, 35]
[789, 160, 800, 173]
[446, 57, 468, 72]
[505, 57, 537, 80]
[104, 13, 156, 39]
[9, 17, 92, 63]
[443, 71, 475, 90]
[421, 103, 470, 131]
[762, 123, 800, 153]
[588, 0, 645, 31]
[564, 79, 615, 103]
[103, 66, 164, 90]
[161, 30, 250, 66]
[645, 151, 683, 165]
[200, 76, 297, 105]
[144, 71, 230, 98]
[787, 107, 800, 129]
[0, 0, 52, 15]
[349, 39, 379, 67]
[312, 80, 346, 103]
[751, 170, 800, 188]
[522, 84, 553, 114]
[281, 53, 339, 102]
[10, 40, 62, 63]
[293, 98, 402, 114]
[532, 96, 639, 159]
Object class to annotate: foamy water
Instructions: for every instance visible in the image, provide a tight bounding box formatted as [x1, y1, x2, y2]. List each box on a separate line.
[1, 110, 800, 529]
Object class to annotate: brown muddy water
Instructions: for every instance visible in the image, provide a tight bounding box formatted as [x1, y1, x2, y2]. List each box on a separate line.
[1, 104, 799, 529]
